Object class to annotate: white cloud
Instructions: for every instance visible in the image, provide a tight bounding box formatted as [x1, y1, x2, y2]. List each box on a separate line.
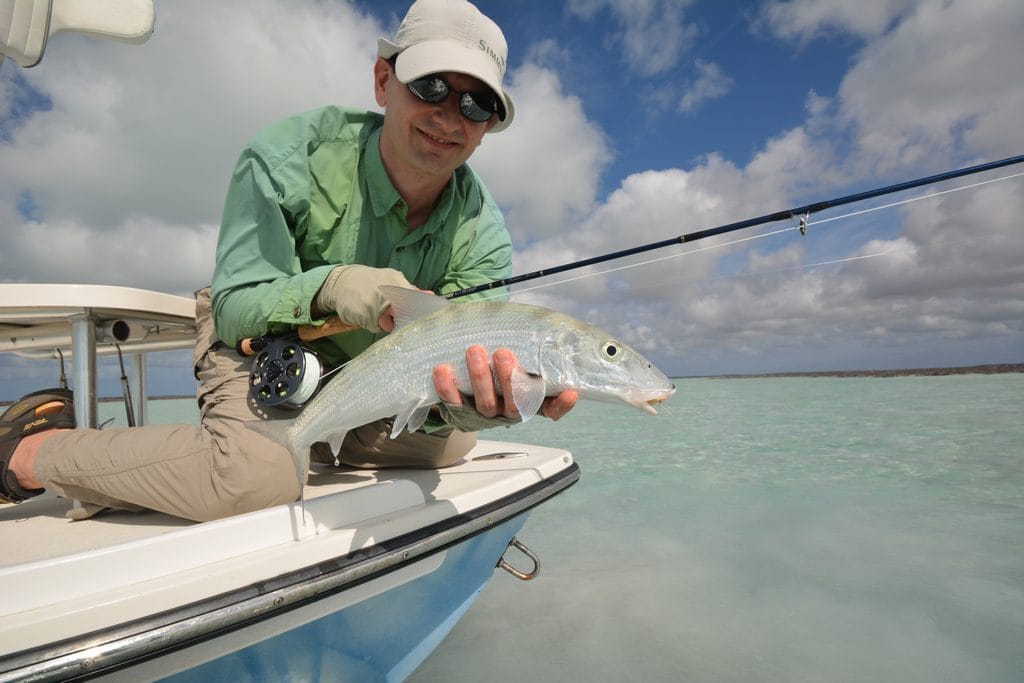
[0, 0, 383, 295]
[758, 0, 1024, 173]
[834, 0, 1024, 171]
[568, 0, 699, 76]
[0, 210, 218, 295]
[678, 60, 734, 113]
[758, 0, 917, 43]
[472, 61, 612, 243]
[849, 182, 1024, 300]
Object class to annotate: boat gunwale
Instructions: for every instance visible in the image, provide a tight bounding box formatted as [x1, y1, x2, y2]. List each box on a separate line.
[0, 462, 580, 682]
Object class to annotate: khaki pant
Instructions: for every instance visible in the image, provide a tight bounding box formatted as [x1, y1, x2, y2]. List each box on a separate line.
[33, 288, 476, 522]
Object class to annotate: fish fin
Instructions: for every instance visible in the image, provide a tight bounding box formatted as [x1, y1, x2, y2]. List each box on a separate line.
[406, 404, 434, 434]
[246, 418, 309, 491]
[391, 399, 434, 438]
[326, 430, 348, 456]
[510, 368, 547, 422]
[380, 285, 449, 330]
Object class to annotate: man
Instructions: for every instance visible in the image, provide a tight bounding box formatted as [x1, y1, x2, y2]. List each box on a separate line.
[0, 0, 576, 521]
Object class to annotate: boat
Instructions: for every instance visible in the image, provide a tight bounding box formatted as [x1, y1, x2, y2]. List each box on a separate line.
[1, 5, 578, 680]
[0, 284, 579, 681]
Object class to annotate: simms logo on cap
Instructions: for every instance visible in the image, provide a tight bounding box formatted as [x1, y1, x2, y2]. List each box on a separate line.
[478, 38, 506, 76]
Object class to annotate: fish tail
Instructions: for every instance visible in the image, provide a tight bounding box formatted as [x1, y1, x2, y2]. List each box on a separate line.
[245, 418, 309, 491]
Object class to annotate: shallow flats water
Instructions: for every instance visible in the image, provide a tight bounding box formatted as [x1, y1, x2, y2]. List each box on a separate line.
[100, 373, 1024, 683]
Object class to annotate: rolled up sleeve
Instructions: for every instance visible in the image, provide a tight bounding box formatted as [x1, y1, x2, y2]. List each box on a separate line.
[211, 149, 333, 345]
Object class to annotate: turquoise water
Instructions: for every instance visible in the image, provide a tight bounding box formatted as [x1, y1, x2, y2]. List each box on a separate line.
[113, 374, 1024, 682]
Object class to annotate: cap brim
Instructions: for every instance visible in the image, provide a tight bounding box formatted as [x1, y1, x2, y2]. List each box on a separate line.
[377, 37, 514, 132]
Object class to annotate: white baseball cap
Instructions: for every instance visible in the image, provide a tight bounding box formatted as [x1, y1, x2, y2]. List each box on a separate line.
[377, 0, 515, 132]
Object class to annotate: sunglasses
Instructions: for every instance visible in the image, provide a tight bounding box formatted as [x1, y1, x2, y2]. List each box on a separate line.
[405, 74, 503, 123]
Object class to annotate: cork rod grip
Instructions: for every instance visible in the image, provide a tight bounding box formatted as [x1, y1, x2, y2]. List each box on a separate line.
[235, 317, 357, 356]
[297, 316, 359, 342]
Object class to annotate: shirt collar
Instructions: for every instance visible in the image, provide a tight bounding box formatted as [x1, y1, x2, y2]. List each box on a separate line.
[364, 127, 458, 232]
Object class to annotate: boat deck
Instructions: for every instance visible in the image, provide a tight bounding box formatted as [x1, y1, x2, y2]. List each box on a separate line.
[0, 439, 575, 660]
[0, 439, 569, 569]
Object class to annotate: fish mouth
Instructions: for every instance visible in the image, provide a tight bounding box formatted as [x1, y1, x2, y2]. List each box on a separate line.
[633, 385, 676, 415]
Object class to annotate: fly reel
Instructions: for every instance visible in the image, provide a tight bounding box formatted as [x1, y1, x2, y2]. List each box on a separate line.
[247, 336, 324, 409]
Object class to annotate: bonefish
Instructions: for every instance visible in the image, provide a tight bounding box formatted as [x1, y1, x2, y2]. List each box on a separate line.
[249, 286, 676, 489]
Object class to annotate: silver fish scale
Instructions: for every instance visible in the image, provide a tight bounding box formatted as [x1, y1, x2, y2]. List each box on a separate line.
[287, 302, 568, 451]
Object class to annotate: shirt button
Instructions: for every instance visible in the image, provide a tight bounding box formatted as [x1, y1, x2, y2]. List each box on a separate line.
[293, 306, 302, 318]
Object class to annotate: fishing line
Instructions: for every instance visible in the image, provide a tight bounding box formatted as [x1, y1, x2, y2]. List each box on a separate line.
[808, 170, 1024, 227]
[493, 167, 1024, 301]
[799, 251, 894, 269]
[447, 154, 1024, 301]
[721, 232, 985, 285]
[513, 223, 980, 302]
[500, 227, 795, 301]
[516, 240, 895, 299]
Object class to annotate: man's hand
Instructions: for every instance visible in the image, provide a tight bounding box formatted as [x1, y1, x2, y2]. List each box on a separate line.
[313, 265, 413, 333]
[433, 345, 578, 421]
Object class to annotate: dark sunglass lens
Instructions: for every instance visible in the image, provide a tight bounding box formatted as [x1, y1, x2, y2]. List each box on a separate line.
[408, 76, 448, 103]
[460, 92, 496, 122]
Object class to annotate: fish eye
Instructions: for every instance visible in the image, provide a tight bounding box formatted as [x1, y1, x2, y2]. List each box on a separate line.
[601, 340, 622, 361]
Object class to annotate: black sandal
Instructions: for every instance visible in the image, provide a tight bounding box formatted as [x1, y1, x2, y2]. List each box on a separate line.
[0, 388, 75, 503]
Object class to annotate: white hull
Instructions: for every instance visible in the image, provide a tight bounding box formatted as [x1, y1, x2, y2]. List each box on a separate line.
[0, 285, 579, 681]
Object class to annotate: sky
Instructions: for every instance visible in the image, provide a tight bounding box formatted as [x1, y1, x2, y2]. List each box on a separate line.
[1, 0, 1023, 399]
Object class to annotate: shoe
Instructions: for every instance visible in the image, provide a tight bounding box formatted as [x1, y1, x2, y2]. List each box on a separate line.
[0, 388, 75, 503]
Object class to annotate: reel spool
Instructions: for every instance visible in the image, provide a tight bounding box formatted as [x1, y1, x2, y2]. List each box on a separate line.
[248, 336, 324, 409]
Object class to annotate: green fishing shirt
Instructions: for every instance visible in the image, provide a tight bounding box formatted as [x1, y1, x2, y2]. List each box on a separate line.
[211, 106, 512, 366]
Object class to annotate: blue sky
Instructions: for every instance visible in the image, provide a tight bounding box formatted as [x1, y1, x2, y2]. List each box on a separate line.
[478, 2, 857, 183]
[1, 0, 1023, 399]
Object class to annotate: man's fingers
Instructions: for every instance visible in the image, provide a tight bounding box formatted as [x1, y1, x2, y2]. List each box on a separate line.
[466, 345, 498, 417]
[433, 364, 461, 405]
[492, 348, 520, 419]
[447, 347, 558, 421]
[379, 305, 395, 333]
[542, 390, 578, 421]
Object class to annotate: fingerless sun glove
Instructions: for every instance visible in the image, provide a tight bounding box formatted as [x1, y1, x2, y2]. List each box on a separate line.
[314, 265, 414, 333]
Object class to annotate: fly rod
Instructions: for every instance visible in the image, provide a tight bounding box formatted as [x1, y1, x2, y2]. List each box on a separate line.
[448, 153, 1024, 299]
[299, 153, 1024, 341]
